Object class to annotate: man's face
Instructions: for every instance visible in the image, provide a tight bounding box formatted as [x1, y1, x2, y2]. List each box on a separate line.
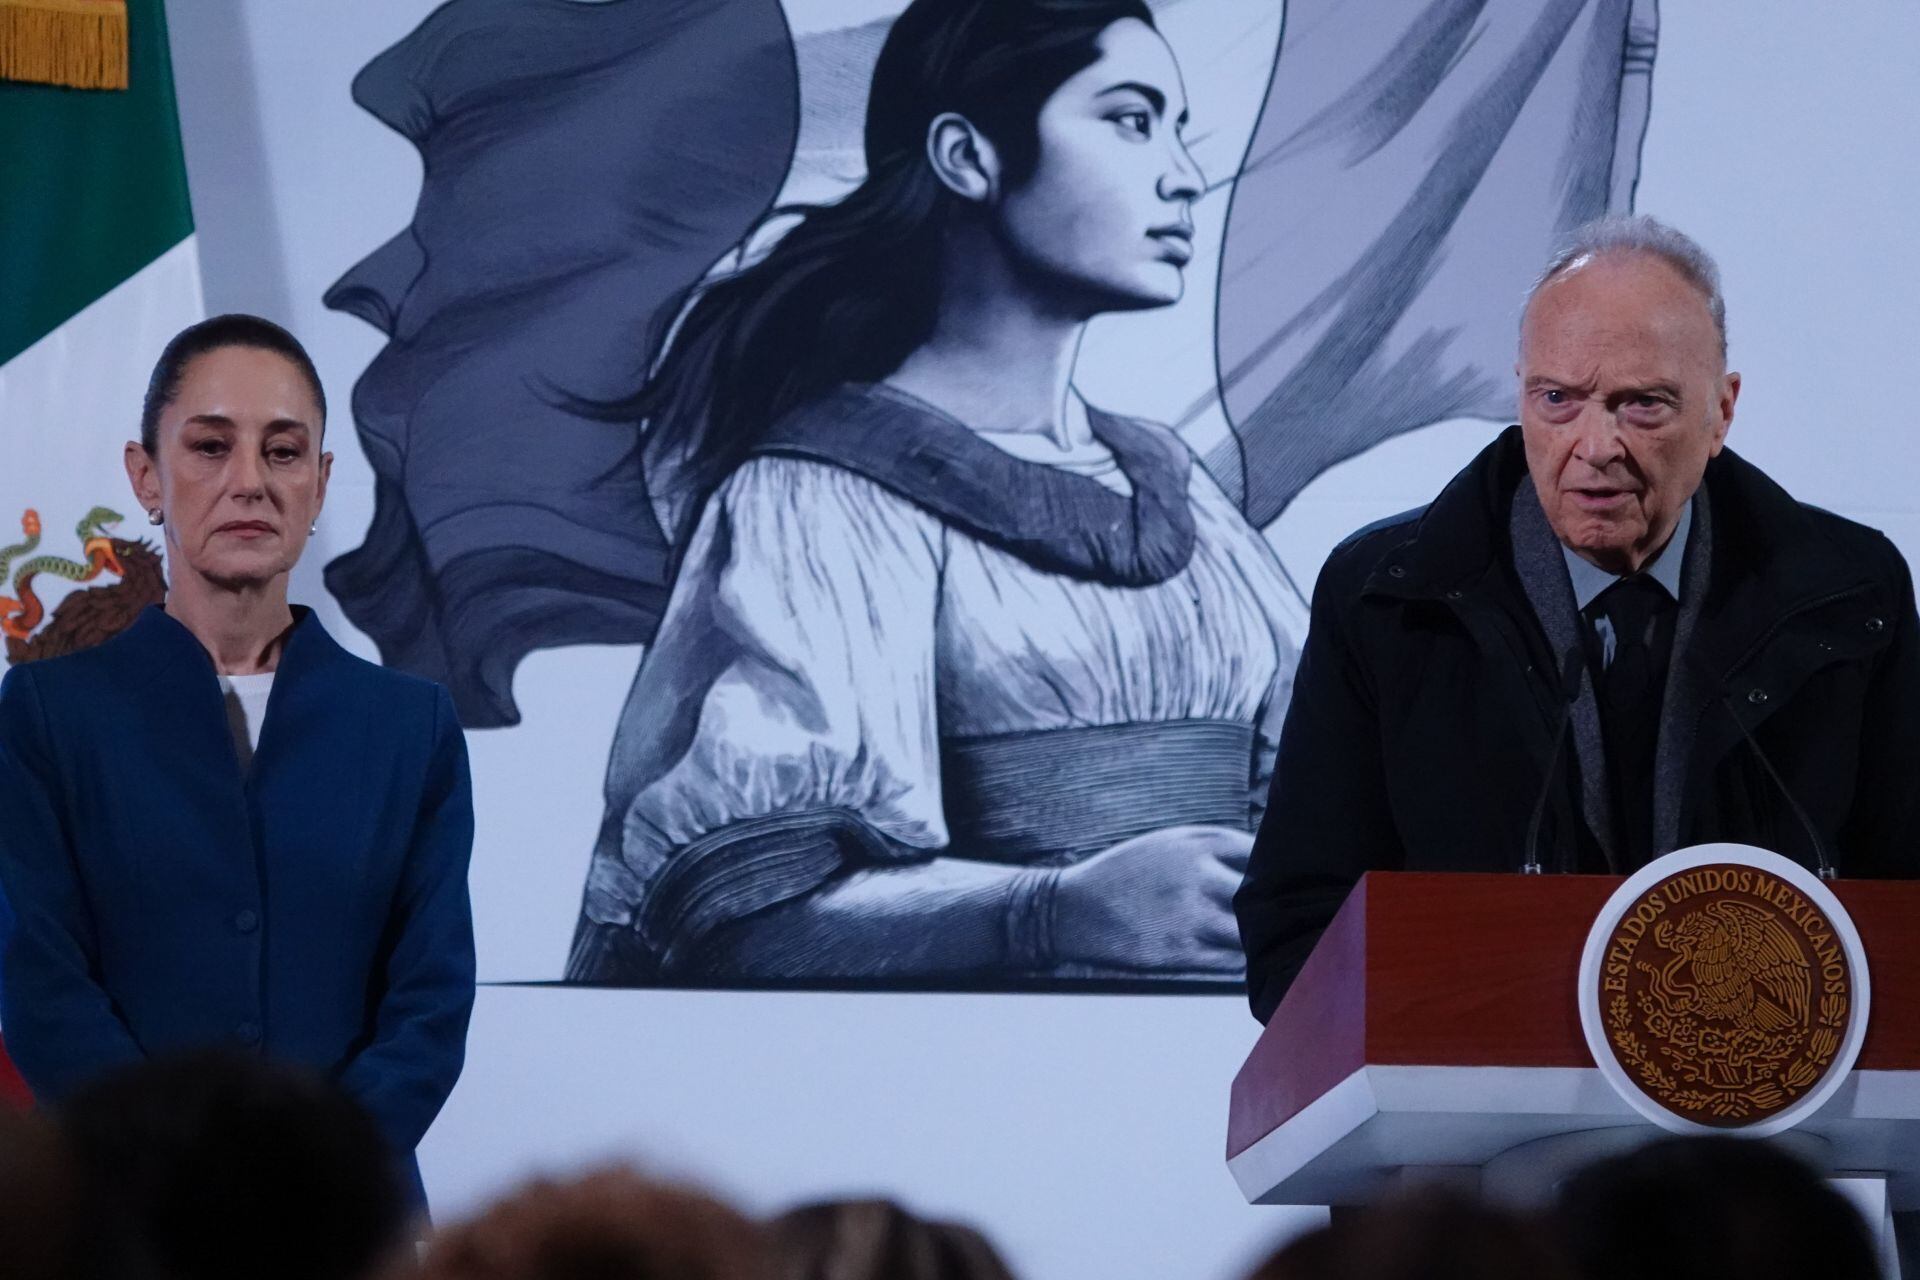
[1517, 251, 1739, 574]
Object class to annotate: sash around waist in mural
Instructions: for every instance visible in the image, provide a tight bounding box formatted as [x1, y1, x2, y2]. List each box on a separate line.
[942, 719, 1256, 865]
[580, 719, 1254, 983]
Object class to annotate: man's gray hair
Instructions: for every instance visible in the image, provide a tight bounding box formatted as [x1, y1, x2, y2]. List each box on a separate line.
[1528, 214, 1728, 362]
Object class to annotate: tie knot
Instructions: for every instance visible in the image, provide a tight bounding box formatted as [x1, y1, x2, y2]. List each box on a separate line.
[1591, 573, 1670, 643]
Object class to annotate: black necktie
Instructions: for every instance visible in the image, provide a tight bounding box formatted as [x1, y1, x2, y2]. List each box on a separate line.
[1587, 574, 1675, 867]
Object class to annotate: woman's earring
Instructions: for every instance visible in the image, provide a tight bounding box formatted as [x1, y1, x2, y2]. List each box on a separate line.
[309, 519, 318, 536]
[147, 508, 164, 526]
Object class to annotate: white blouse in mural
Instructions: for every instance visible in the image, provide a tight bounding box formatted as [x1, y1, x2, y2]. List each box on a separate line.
[582, 417, 1308, 941]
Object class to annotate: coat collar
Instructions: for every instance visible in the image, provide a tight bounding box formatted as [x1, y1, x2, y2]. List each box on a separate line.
[749, 383, 1197, 587]
[1361, 427, 1524, 600]
[119, 603, 346, 686]
[1364, 426, 1877, 638]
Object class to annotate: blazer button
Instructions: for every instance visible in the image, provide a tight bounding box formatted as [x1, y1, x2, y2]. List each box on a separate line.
[235, 1020, 261, 1046]
[1388, 565, 1406, 578]
[1748, 687, 1770, 705]
[1866, 616, 1887, 633]
[234, 909, 259, 934]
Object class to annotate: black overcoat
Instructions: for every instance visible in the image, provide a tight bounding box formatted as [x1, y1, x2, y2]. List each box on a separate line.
[1237, 428, 1920, 1021]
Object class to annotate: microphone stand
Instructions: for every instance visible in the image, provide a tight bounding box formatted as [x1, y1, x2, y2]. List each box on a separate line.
[1522, 649, 1587, 875]
[1718, 695, 1838, 881]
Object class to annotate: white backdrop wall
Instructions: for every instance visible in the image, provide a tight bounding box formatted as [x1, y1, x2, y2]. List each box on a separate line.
[137, 2, 1920, 1278]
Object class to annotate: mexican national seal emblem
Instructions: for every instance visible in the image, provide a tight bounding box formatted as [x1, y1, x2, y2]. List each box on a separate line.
[1578, 844, 1869, 1136]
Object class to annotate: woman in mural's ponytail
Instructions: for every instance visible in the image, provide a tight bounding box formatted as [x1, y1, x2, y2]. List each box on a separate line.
[571, 0, 1305, 985]
[634, 153, 944, 542]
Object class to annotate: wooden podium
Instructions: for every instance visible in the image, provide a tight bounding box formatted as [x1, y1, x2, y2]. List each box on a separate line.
[1228, 872, 1920, 1224]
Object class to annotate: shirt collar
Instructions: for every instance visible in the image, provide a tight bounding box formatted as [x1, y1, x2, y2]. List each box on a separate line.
[1561, 498, 1693, 611]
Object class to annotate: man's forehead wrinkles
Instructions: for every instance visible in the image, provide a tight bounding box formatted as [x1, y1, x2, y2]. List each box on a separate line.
[1528, 368, 1600, 392]
[1528, 357, 1687, 390]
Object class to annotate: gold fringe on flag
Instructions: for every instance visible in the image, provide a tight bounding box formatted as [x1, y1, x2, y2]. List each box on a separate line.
[0, 0, 128, 90]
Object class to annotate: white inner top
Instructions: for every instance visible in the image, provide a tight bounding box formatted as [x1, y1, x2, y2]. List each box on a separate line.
[217, 671, 276, 767]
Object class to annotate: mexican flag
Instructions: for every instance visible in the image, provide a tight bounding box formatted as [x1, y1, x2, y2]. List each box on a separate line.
[0, 0, 199, 1102]
[0, 0, 195, 648]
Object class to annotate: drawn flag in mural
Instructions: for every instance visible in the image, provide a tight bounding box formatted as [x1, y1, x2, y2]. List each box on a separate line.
[323, 0, 1663, 992]
[321, 0, 799, 727]
[1210, 0, 1659, 523]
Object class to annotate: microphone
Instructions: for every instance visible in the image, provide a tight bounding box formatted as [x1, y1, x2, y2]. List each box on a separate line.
[1718, 695, 1837, 881]
[1522, 648, 1587, 875]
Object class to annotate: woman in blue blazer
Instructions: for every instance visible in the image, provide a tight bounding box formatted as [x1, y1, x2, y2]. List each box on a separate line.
[0, 315, 475, 1203]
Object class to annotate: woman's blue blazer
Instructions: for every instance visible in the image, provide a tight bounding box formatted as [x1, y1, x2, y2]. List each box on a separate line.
[0, 605, 475, 1195]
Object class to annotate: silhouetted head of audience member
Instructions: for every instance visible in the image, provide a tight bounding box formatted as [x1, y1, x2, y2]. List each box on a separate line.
[1552, 1135, 1879, 1280]
[767, 1198, 1018, 1280]
[1245, 1188, 1575, 1280]
[416, 1165, 762, 1280]
[60, 1049, 410, 1280]
[0, 1105, 84, 1280]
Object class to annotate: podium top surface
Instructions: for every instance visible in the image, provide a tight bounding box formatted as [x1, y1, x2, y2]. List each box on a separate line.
[1228, 872, 1920, 1160]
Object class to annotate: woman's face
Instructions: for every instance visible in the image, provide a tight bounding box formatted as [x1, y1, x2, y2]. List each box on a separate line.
[126, 345, 330, 591]
[994, 18, 1203, 315]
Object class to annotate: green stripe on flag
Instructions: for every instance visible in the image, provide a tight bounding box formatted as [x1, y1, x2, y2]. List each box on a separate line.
[0, 0, 193, 367]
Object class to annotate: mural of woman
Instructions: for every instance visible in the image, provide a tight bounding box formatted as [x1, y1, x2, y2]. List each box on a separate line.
[566, 0, 1304, 987]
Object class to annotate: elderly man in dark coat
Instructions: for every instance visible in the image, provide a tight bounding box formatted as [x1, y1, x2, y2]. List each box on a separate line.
[1236, 216, 1920, 1022]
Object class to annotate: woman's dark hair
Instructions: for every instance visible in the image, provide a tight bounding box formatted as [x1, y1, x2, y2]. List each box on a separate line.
[0, 1107, 83, 1280]
[140, 312, 327, 453]
[59, 1050, 408, 1280]
[636, 0, 1154, 522]
[418, 1165, 763, 1280]
[1552, 1135, 1880, 1280]
[768, 1199, 1018, 1280]
[1245, 1188, 1575, 1280]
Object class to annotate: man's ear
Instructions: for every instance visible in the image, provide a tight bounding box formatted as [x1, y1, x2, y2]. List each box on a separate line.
[1710, 371, 1741, 456]
[925, 112, 1001, 203]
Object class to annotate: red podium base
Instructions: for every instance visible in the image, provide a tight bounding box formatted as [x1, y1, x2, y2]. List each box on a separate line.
[1228, 873, 1920, 1212]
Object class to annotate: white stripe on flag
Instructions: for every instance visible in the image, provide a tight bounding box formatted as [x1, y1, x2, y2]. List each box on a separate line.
[0, 234, 202, 629]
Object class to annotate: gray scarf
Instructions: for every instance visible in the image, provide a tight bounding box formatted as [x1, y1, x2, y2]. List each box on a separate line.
[1508, 484, 1714, 869]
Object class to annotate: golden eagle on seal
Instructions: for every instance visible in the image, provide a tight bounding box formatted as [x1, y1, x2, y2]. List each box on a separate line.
[1647, 900, 1813, 1035]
